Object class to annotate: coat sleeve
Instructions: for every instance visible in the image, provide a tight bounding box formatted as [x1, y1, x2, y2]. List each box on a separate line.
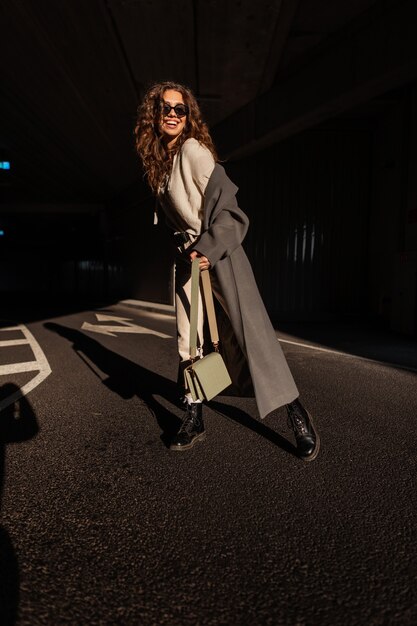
[192, 198, 250, 266]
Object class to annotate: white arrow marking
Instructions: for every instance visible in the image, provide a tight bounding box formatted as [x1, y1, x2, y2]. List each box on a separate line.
[95, 314, 134, 323]
[81, 313, 172, 339]
[0, 324, 52, 412]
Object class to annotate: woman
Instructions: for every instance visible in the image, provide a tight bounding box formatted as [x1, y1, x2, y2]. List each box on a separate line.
[134, 81, 320, 461]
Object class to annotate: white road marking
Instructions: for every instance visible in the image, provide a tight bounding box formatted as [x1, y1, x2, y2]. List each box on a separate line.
[0, 361, 42, 375]
[96, 314, 133, 323]
[0, 323, 52, 412]
[278, 337, 352, 355]
[122, 306, 414, 372]
[0, 339, 29, 347]
[82, 313, 172, 339]
[120, 299, 175, 314]
[278, 337, 417, 373]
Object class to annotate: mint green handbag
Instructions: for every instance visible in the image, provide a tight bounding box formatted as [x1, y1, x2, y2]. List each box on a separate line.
[184, 259, 232, 401]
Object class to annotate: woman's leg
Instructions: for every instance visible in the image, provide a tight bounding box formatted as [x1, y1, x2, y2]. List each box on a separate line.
[170, 255, 206, 451]
[211, 269, 320, 461]
[174, 255, 205, 365]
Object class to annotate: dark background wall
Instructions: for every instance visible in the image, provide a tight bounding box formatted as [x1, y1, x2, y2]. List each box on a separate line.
[104, 81, 417, 333]
[227, 125, 372, 322]
[1, 0, 417, 334]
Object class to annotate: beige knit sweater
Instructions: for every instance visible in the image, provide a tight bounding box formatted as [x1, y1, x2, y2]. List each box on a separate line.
[159, 138, 215, 235]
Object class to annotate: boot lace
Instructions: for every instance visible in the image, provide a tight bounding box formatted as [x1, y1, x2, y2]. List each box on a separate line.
[287, 408, 308, 436]
[179, 406, 200, 433]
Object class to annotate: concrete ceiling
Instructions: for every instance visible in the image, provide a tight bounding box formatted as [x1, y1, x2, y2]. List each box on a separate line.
[0, 0, 380, 206]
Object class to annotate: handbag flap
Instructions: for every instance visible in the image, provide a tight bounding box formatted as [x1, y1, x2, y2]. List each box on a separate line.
[191, 352, 232, 401]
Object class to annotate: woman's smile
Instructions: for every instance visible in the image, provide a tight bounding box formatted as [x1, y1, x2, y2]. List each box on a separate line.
[164, 118, 180, 128]
[159, 89, 187, 147]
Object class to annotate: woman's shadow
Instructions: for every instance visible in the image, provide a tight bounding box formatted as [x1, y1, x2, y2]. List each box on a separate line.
[0, 384, 39, 626]
[44, 322, 183, 444]
[45, 322, 296, 456]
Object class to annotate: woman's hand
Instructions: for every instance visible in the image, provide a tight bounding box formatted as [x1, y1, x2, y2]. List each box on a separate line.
[189, 250, 211, 271]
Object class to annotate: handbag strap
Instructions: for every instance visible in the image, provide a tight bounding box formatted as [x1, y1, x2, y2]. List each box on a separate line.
[189, 258, 220, 360]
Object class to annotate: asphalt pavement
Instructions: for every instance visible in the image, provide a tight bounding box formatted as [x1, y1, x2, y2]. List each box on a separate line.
[0, 301, 416, 626]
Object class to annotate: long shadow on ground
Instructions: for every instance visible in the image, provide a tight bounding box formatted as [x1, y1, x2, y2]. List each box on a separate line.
[0, 386, 39, 626]
[45, 322, 182, 443]
[209, 400, 297, 457]
[45, 322, 296, 456]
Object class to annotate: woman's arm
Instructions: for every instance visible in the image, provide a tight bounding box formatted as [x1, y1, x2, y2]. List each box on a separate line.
[189, 249, 211, 270]
[182, 138, 215, 196]
[191, 199, 249, 268]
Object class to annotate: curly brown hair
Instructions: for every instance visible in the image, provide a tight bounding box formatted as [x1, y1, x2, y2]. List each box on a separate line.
[134, 81, 217, 194]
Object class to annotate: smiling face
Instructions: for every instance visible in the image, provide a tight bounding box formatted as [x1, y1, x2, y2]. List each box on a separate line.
[158, 89, 188, 148]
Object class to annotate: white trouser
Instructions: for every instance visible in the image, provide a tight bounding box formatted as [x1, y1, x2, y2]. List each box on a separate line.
[175, 255, 228, 362]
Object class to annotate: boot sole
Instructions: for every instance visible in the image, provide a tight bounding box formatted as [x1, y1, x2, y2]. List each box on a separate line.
[169, 432, 206, 451]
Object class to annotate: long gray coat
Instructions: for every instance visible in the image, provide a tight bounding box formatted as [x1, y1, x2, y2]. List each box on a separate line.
[194, 164, 299, 419]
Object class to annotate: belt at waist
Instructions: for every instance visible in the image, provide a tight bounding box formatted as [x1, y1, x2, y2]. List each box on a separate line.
[172, 232, 200, 252]
[172, 231, 192, 246]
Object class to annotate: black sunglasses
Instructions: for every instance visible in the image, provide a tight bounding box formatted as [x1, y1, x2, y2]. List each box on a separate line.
[160, 102, 189, 118]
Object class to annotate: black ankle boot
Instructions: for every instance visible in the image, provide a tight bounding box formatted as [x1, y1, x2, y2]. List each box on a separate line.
[286, 399, 320, 461]
[170, 402, 205, 451]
